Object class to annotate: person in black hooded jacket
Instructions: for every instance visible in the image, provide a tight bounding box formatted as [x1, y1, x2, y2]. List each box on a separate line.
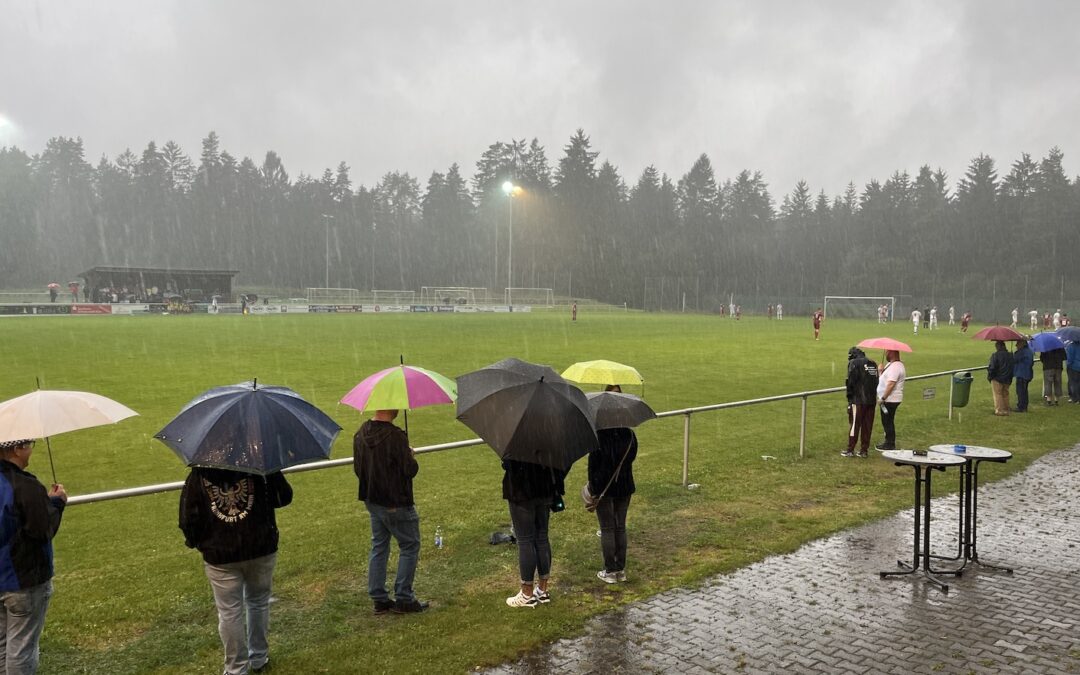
[588, 426, 637, 583]
[843, 347, 878, 457]
[502, 459, 565, 607]
[179, 467, 291, 675]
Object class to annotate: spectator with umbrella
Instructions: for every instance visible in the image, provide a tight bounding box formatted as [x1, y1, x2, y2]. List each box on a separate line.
[1067, 338, 1080, 404]
[158, 381, 341, 675]
[456, 358, 598, 608]
[986, 341, 1015, 416]
[46, 283, 59, 303]
[341, 363, 456, 616]
[585, 391, 655, 583]
[0, 439, 67, 674]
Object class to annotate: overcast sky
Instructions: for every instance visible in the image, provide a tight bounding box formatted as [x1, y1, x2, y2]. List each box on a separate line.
[2, 0, 1078, 197]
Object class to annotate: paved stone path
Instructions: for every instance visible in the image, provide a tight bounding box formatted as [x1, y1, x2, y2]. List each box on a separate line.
[486, 447, 1080, 674]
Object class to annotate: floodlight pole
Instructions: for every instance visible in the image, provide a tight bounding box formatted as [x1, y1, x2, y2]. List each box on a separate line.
[322, 214, 333, 288]
[502, 181, 517, 309]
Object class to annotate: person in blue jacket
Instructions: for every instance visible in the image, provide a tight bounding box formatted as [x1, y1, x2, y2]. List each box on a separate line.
[0, 438, 67, 674]
[1066, 340, 1080, 404]
[1012, 338, 1034, 412]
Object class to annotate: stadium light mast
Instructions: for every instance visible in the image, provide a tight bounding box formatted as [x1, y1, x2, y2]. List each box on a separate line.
[322, 214, 333, 288]
[502, 181, 521, 308]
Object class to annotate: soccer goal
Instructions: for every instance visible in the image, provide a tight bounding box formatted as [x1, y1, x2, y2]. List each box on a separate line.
[373, 289, 416, 306]
[419, 286, 490, 306]
[823, 296, 895, 320]
[506, 287, 554, 307]
[306, 287, 361, 304]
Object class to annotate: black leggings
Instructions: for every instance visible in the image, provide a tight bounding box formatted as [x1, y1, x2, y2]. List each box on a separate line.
[595, 495, 631, 573]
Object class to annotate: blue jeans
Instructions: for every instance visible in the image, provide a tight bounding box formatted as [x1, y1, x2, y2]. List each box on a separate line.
[365, 503, 420, 603]
[204, 554, 276, 675]
[508, 498, 552, 584]
[0, 580, 53, 675]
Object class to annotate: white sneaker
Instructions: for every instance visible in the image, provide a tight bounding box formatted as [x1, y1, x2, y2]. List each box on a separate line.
[597, 570, 618, 584]
[615, 571, 627, 582]
[505, 590, 538, 608]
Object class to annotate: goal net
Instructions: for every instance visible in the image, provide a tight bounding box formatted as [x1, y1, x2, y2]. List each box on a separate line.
[373, 289, 416, 305]
[823, 296, 895, 320]
[306, 288, 361, 304]
[419, 286, 490, 306]
[506, 287, 554, 307]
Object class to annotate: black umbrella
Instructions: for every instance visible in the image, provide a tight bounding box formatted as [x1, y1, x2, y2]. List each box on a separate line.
[586, 391, 657, 430]
[456, 358, 598, 471]
[155, 381, 342, 475]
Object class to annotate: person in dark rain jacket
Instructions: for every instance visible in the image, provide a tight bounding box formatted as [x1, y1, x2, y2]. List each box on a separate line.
[588, 426, 638, 583]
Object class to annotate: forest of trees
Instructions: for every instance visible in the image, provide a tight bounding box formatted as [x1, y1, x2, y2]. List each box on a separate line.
[1, 130, 1078, 311]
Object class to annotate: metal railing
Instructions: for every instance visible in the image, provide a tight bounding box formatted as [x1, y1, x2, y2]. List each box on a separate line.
[67, 364, 989, 505]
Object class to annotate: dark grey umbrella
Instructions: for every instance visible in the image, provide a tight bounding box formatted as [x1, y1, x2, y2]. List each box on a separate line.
[155, 381, 342, 475]
[456, 358, 597, 471]
[586, 391, 657, 430]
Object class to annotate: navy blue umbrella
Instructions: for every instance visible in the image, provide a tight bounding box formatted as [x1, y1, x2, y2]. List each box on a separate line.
[155, 381, 341, 475]
[1056, 326, 1080, 344]
[1030, 332, 1066, 352]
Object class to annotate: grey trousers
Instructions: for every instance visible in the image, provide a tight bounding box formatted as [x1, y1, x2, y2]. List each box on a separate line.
[204, 553, 276, 675]
[0, 580, 53, 675]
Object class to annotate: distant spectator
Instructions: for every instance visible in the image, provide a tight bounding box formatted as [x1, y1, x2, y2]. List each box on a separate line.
[47, 287, 57, 303]
[1066, 340, 1080, 404]
[986, 340, 1014, 416]
[1013, 338, 1034, 413]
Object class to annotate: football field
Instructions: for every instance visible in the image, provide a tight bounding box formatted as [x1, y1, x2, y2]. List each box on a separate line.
[2, 312, 1076, 674]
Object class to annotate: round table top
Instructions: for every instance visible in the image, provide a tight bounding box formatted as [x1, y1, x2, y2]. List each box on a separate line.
[928, 444, 1013, 461]
[881, 449, 967, 467]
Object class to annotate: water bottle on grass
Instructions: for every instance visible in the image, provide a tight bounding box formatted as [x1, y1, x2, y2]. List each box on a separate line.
[434, 526, 443, 549]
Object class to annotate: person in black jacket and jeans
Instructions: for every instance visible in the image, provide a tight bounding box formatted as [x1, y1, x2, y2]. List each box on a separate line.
[0, 438, 67, 675]
[589, 426, 638, 583]
[180, 467, 292, 675]
[354, 409, 426, 614]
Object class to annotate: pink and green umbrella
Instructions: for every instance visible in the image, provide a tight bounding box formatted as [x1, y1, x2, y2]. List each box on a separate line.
[341, 365, 457, 412]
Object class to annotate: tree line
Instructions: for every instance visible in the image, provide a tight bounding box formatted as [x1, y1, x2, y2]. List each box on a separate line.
[1, 130, 1077, 308]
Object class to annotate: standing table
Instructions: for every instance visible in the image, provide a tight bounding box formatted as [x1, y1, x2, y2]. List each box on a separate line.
[928, 444, 1014, 573]
[879, 450, 966, 592]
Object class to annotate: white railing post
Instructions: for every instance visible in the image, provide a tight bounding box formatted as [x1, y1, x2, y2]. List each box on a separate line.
[948, 373, 955, 420]
[799, 396, 808, 458]
[682, 413, 691, 487]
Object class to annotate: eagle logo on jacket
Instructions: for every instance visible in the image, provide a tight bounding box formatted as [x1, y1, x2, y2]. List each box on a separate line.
[203, 477, 256, 523]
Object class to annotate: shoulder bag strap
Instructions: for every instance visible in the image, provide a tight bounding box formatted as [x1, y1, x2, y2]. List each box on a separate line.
[596, 437, 634, 503]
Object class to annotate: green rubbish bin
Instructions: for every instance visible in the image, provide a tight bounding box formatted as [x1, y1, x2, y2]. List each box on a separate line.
[951, 372, 973, 408]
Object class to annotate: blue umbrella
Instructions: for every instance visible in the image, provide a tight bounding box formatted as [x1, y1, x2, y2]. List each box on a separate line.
[1030, 332, 1066, 352]
[1056, 326, 1080, 343]
[155, 381, 341, 475]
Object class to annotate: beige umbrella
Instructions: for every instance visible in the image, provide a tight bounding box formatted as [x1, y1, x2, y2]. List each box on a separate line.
[0, 389, 139, 482]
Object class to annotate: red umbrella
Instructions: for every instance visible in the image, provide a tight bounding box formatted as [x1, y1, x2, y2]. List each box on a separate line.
[46, 282, 60, 289]
[971, 325, 1025, 341]
[856, 337, 912, 353]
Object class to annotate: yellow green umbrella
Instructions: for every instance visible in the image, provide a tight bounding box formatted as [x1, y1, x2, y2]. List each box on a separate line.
[561, 360, 644, 386]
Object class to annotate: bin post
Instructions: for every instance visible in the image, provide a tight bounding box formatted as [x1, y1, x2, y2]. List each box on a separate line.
[949, 374, 954, 420]
[681, 413, 691, 487]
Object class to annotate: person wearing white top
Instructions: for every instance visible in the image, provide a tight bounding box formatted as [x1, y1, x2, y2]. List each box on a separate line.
[776, 303, 783, 320]
[948, 306, 955, 325]
[929, 307, 938, 330]
[1011, 308, 1019, 329]
[875, 350, 906, 450]
[1053, 310, 1062, 329]
[910, 309, 921, 334]
[1029, 310, 1039, 331]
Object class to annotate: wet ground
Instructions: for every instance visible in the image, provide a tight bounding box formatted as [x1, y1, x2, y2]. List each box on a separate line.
[486, 446, 1080, 674]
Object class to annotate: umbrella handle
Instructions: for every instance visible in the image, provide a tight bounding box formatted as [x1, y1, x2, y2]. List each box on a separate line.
[45, 437, 57, 485]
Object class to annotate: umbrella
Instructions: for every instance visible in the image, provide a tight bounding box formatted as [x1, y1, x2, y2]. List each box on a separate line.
[0, 389, 139, 483]
[1029, 332, 1065, 352]
[155, 381, 341, 475]
[1057, 326, 1080, 343]
[456, 358, 598, 471]
[341, 365, 456, 412]
[586, 391, 656, 430]
[856, 337, 912, 353]
[561, 360, 644, 386]
[971, 325, 1025, 341]
[46, 283, 60, 289]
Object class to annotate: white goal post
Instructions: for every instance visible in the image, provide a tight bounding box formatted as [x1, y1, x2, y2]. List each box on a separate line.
[372, 289, 416, 305]
[505, 287, 554, 307]
[306, 288, 361, 304]
[823, 296, 895, 320]
[419, 286, 491, 305]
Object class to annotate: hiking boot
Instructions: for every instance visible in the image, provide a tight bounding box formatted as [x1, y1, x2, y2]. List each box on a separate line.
[597, 570, 618, 584]
[373, 599, 395, 615]
[505, 590, 538, 608]
[392, 599, 429, 614]
[840, 450, 855, 457]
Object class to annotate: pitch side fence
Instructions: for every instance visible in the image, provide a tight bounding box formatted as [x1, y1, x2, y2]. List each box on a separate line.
[67, 364, 991, 505]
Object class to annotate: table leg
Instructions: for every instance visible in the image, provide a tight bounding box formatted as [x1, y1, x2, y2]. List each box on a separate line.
[924, 465, 963, 579]
[930, 461, 966, 563]
[968, 459, 1014, 574]
[881, 465, 953, 591]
